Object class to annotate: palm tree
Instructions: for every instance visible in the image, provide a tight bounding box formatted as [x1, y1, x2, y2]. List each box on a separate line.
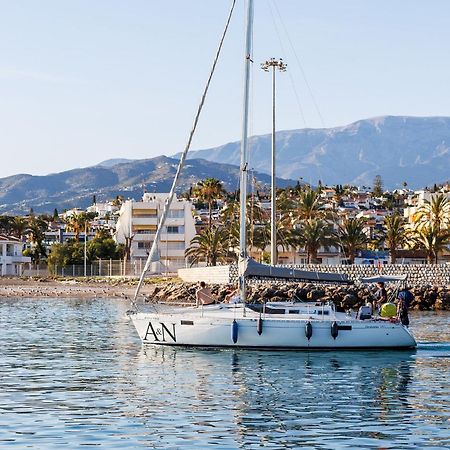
[413, 193, 450, 233]
[335, 217, 369, 264]
[185, 227, 229, 266]
[252, 222, 296, 262]
[383, 213, 407, 263]
[65, 213, 89, 242]
[0, 215, 13, 235]
[221, 198, 266, 251]
[411, 224, 450, 264]
[27, 217, 47, 264]
[295, 218, 335, 264]
[295, 187, 322, 222]
[11, 216, 28, 239]
[194, 178, 225, 229]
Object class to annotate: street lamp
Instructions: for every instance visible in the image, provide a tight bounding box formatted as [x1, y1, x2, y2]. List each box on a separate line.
[261, 57, 287, 265]
[84, 221, 88, 277]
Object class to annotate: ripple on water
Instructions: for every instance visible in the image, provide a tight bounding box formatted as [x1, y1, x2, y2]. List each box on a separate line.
[0, 298, 448, 449]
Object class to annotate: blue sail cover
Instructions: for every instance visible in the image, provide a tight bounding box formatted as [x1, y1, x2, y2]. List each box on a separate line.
[238, 258, 352, 285]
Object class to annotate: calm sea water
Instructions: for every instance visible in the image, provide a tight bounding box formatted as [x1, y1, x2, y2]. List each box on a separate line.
[0, 297, 448, 449]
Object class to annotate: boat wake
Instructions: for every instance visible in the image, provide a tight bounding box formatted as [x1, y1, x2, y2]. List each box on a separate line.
[416, 341, 450, 357]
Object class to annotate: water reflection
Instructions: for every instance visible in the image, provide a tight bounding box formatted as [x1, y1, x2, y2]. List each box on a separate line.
[135, 346, 445, 449]
[0, 297, 448, 449]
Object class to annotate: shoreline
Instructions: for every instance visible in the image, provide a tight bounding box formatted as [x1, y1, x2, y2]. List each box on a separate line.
[0, 276, 178, 300]
[1, 276, 449, 311]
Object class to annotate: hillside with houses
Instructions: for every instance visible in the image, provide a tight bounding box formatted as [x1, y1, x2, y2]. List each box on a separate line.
[2, 174, 450, 278]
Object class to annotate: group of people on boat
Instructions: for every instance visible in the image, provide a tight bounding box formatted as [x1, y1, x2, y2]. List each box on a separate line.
[196, 280, 413, 327]
[374, 281, 413, 326]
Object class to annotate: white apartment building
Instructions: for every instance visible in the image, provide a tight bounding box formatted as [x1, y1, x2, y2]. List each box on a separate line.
[0, 235, 31, 276]
[87, 201, 119, 217]
[404, 190, 450, 225]
[115, 193, 196, 272]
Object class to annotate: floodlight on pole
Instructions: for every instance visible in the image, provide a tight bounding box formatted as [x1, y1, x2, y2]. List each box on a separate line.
[261, 58, 287, 266]
[84, 221, 87, 277]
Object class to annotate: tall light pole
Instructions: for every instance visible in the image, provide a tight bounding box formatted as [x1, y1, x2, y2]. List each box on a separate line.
[84, 221, 88, 277]
[261, 57, 287, 265]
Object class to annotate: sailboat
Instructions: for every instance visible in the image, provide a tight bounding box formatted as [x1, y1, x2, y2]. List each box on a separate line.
[129, 0, 416, 350]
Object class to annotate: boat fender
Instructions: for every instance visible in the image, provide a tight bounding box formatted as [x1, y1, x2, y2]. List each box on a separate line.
[331, 321, 339, 340]
[257, 318, 263, 335]
[305, 321, 313, 340]
[231, 320, 239, 344]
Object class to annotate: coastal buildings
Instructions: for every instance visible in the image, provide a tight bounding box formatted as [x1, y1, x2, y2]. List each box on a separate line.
[0, 235, 31, 275]
[115, 193, 196, 272]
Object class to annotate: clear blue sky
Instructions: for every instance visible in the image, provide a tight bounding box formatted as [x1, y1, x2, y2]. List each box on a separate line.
[1, 0, 450, 178]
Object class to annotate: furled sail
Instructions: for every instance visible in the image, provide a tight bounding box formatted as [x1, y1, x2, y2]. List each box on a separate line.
[238, 257, 352, 284]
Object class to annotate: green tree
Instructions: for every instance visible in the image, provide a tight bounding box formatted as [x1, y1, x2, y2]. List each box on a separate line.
[414, 193, 450, 233]
[335, 217, 369, 264]
[87, 230, 121, 261]
[295, 218, 335, 264]
[194, 178, 225, 229]
[47, 241, 84, 268]
[111, 195, 124, 207]
[11, 216, 28, 239]
[185, 227, 229, 266]
[251, 222, 296, 262]
[27, 217, 47, 264]
[411, 224, 450, 264]
[372, 175, 383, 197]
[383, 214, 407, 264]
[294, 187, 322, 221]
[0, 215, 13, 234]
[65, 213, 90, 242]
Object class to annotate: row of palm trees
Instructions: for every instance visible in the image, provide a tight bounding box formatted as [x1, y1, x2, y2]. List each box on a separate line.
[186, 179, 450, 266]
[0, 211, 101, 264]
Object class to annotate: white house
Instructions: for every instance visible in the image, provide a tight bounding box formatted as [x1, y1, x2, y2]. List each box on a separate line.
[0, 235, 31, 276]
[115, 193, 196, 272]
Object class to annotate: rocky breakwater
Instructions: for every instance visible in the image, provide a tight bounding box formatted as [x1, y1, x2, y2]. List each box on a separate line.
[145, 282, 450, 311]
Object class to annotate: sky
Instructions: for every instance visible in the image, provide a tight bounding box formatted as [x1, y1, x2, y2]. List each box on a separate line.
[1, 0, 450, 179]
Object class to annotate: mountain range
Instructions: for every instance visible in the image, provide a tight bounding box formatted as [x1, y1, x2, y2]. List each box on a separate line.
[182, 115, 450, 189]
[2, 115, 450, 215]
[0, 156, 293, 215]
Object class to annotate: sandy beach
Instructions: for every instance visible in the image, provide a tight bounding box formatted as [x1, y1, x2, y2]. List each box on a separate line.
[0, 276, 177, 300]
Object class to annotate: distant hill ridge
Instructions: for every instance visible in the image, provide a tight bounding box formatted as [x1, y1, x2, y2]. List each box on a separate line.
[180, 115, 450, 189]
[0, 156, 293, 215]
[2, 115, 450, 215]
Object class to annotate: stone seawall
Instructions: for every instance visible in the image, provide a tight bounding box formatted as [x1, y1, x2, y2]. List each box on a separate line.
[179, 264, 450, 287]
[280, 264, 450, 286]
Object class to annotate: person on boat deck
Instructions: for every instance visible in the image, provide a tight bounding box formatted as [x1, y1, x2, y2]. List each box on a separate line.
[225, 287, 241, 304]
[196, 281, 217, 306]
[374, 281, 388, 313]
[397, 287, 413, 327]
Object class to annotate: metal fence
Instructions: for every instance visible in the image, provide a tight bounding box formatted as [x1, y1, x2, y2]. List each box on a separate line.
[21, 259, 186, 278]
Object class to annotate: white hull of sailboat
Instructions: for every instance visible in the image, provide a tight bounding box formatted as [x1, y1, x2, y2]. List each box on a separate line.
[130, 305, 416, 350]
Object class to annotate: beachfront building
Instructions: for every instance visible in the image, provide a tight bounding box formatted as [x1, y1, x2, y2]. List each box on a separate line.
[115, 193, 196, 272]
[0, 235, 31, 276]
[404, 190, 450, 225]
[86, 201, 119, 231]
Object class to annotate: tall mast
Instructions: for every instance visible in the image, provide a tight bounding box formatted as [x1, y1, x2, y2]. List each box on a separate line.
[261, 58, 287, 266]
[239, 0, 254, 303]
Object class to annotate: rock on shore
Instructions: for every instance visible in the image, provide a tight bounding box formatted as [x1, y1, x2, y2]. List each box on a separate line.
[0, 276, 449, 311]
[145, 281, 450, 311]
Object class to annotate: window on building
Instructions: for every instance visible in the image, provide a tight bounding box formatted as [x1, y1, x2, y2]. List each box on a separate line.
[162, 241, 185, 250]
[165, 226, 184, 234]
[167, 209, 184, 219]
[137, 242, 153, 249]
